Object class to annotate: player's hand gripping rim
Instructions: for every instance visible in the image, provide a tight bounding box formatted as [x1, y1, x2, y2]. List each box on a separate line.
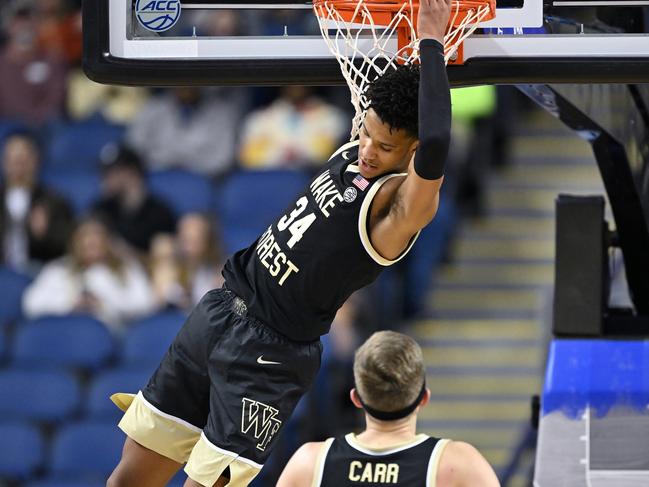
[417, 0, 452, 45]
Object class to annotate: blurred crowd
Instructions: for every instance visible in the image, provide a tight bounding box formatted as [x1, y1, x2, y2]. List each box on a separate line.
[0, 0, 521, 485]
[0, 0, 505, 326]
[0, 0, 354, 326]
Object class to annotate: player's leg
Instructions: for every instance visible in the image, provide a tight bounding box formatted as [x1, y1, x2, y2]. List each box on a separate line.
[182, 476, 228, 487]
[107, 437, 182, 487]
[108, 291, 232, 486]
[182, 305, 323, 487]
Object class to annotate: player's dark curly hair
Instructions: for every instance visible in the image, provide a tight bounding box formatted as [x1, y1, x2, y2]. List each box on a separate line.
[365, 64, 420, 138]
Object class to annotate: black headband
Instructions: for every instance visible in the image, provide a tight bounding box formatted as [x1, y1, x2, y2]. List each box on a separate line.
[356, 380, 427, 421]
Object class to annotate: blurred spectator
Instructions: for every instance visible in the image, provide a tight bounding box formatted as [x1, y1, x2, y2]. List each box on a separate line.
[92, 144, 176, 254]
[192, 9, 242, 36]
[66, 70, 149, 124]
[239, 86, 348, 169]
[126, 87, 246, 177]
[321, 296, 363, 432]
[36, 0, 82, 65]
[450, 85, 498, 216]
[258, 10, 318, 36]
[22, 216, 156, 332]
[150, 213, 225, 310]
[0, 0, 67, 126]
[0, 131, 74, 271]
[308, 295, 366, 436]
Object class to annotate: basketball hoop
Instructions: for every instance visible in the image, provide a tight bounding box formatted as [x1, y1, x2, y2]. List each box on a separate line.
[313, 0, 496, 137]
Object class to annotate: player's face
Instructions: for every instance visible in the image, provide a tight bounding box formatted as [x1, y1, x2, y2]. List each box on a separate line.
[358, 108, 418, 179]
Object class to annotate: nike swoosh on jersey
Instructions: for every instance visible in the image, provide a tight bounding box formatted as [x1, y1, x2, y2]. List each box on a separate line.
[257, 355, 282, 365]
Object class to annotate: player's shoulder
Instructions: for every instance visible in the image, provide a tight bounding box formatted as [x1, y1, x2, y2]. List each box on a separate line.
[277, 441, 329, 487]
[439, 440, 483, 462]
[294, 440, 328, 460]
[436, 440, 501, 487]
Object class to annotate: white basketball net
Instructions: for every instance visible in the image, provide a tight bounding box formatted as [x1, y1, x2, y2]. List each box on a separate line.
[314, 0, 493, 138]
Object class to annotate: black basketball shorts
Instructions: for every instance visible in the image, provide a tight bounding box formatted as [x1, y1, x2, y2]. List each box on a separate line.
[112, 288, 322, 487]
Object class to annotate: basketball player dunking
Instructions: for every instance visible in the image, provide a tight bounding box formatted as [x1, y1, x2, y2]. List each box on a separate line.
[277, 331, 501, 487]
[107, 0, 454, 486]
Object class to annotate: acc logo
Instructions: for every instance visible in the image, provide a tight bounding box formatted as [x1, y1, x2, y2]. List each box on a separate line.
[343, 187, 357, 203]
[241, 398, 282, 451]
[135, 0, 181, 33]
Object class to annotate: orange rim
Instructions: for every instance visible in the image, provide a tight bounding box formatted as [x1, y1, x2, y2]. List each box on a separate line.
[313, 0, 496, 27]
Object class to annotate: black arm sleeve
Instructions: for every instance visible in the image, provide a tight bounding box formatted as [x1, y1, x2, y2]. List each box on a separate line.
[413, 39, 451, 180]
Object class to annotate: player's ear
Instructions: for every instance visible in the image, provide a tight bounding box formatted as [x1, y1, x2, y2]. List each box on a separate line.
[420, 388, 431, 408]
[408, 138, 419, 157]
[350, 389, 364, 409]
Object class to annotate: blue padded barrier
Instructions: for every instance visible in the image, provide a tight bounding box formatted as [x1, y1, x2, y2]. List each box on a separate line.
[542, 339, 649, 418]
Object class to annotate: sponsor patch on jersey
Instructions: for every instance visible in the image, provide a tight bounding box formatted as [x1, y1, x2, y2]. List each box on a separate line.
[343, 187, 358, 203]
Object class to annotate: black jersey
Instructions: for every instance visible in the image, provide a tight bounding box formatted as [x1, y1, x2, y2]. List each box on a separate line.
[222, 141, 420, 341]
[315, 433, 449, 487]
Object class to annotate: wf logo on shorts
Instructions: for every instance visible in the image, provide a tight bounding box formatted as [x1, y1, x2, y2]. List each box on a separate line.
[241, 398, 282, 451]
[135, 0, 181, 33]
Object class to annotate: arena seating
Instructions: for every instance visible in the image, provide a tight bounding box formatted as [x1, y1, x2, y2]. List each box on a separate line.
[86, 367, 152, 420]
[49, 421, 125, 480]
[218, 169, 311, 253]
[46, 120, 125, 172]
[0, 110, 451, 485]
[27, 480, 106, 487]
[0, 267, 31, 327]
[149, 168, 215, 216]
[41, 169, 101, 215]
[121, 310, 186, 369]
[0, 119, 26, 147]
[12, 316, 115, 371]
[0, 369, 81, 422]
[0, 422, 44, 481]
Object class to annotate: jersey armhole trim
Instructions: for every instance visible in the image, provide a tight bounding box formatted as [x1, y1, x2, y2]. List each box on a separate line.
[312, 438, 335, 487]
[426, 438, 451, 487]
[358, 173, 422, 267]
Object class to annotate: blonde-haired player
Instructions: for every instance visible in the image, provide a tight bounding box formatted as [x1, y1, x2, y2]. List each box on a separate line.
[277, 331, 501, 487]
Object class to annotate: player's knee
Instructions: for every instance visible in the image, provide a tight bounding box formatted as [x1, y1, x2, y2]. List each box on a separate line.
[106, 465, 135, 487]
[106, 471, 122, 487]
[106, 472, 120, 487]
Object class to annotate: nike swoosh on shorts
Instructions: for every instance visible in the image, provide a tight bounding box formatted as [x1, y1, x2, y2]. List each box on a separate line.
[257, 355, 282, 365]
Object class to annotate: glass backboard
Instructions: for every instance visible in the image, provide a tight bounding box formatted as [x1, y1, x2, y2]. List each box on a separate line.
[83, 0, 649, 85]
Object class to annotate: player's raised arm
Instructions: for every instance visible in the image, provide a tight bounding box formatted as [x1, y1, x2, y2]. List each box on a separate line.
[412, 0, 453, 186]
[369, 0, 452, 260]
